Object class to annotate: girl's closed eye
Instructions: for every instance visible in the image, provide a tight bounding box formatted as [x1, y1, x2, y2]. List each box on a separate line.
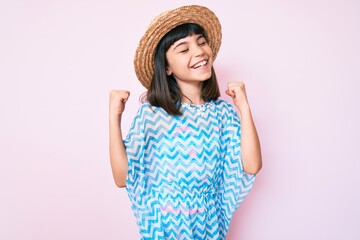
[179, 48, 189, 53]
[198, 41, 207, 46]
[197, 36, 207, 46]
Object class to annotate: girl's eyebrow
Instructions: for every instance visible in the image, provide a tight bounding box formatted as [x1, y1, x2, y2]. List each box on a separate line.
[173, 35, 205, 51]
[173, 41, 187, 51]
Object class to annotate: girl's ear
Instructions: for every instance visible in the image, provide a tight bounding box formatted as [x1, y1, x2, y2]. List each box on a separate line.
[166, 67, 172, 76]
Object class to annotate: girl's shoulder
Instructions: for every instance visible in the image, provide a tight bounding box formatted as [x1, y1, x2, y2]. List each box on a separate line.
[137, 101, 152, 110]
[134, 101, 154, 115]
[212, 99, 239, 124]
[213, 98, 230, 106]
[213, 98, 237, 112]
[135, 101, 165, 116]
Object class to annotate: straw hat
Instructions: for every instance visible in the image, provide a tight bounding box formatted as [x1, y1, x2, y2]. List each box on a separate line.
[134, 5, 222, 89]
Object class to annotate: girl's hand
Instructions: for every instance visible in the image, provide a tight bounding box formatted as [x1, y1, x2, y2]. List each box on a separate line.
[109, 90, 130, 118]
[225, 82, 249, 110]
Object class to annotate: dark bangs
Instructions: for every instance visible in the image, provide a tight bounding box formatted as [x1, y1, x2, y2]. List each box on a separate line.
[159, 23, 208, 54]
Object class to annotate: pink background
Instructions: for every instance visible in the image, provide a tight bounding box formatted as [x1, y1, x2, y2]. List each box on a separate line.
[1, 0, 359, 239]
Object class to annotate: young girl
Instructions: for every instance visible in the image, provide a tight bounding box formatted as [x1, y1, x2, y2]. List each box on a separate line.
[109, 5, 262, 239]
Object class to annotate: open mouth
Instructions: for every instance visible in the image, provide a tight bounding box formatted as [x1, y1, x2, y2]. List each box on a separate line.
[192, 60, 208, 69]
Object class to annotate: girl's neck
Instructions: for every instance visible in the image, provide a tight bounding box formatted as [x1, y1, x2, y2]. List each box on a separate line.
[178, 81, 204, 105]
[181, 95, 204, 105]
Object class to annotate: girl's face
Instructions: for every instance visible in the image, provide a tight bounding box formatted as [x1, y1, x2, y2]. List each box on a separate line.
[165, 34, 213, 85]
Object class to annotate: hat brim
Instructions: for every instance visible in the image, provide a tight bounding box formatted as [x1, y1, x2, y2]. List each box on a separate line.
[134, 5, 222, 89]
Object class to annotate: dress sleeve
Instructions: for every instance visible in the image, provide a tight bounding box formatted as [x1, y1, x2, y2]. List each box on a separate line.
[217, 102, 256, 230]
[124, 104, 147, 194]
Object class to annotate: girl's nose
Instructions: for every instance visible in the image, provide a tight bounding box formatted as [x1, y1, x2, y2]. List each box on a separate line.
[193, 45, 205, 57]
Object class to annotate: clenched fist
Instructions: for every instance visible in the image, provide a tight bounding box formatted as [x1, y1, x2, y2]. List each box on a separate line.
[109, 90, 130, 118]
[225, 82, 249, 110]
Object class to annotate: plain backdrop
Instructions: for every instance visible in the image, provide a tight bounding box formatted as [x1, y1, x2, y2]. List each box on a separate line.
[1, 0, 359, 239]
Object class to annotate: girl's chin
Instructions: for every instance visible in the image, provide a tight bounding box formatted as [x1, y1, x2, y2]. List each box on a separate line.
[191, 68, 212, 78]
[198, 71, 213, 80]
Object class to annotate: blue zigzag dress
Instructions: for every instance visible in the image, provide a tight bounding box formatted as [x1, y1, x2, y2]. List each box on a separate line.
[124, 99, 256, 239]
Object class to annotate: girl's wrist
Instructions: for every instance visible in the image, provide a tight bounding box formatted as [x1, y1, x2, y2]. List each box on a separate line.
[235, 101, 250, 112]
[109, 113, 122, 122]
[235, 102, 252, 120]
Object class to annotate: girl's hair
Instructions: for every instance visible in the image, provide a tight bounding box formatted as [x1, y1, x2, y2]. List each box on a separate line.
[145, 23, 220, 116]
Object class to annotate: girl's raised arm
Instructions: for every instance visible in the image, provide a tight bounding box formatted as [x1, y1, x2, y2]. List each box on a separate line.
[109, 90, 130, 188]
[226, 82, 262, 174]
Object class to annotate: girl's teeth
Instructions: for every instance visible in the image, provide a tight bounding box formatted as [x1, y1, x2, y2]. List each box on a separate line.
[194, 61, 207, 68]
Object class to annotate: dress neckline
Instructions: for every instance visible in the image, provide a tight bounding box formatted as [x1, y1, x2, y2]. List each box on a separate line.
[180, 101, 214, 112]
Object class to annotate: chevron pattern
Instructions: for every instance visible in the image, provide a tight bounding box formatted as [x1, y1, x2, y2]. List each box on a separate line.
[124, 99, 256, 239]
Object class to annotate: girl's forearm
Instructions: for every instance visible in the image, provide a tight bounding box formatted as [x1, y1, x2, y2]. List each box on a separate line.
[237, 103, 262, 174]
[109, 115, 128, 188]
